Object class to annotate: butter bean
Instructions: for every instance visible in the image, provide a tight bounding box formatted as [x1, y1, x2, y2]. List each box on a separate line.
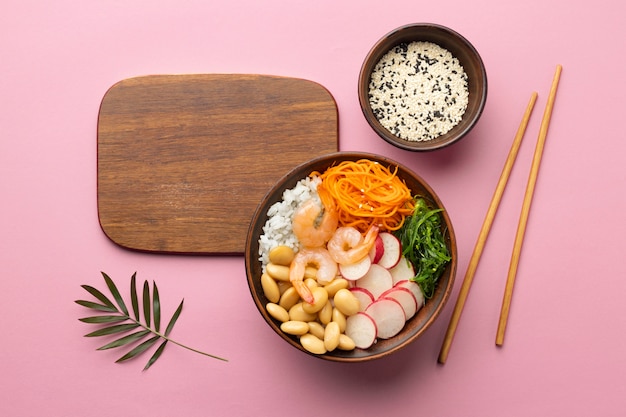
[269, 246, 295, 266]
[302, 287, 329, 314]
[318, 300, 333, 325]
[279, 287, 300, 310]
[323, 278, 349, 297]
[266, 303, 289, 322]
[266, 263, 290, 282]
[289, 302, 317, 322]
[308, 321, 325, 340]
[332, 307, 347, 332]
[304, 266, 318, 280]
[261, 273, 280, 303]
[324, 321, 340, 352]
[280, 320, 309, 336]
[337, 334, 356, 351]
[277, 281, 292, 295]
[300, 333, 327, 355]
[333, 288, 360, 316]
[304, 278, 318, 289]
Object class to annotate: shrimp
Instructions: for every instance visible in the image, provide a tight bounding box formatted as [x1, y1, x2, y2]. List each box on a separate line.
[292, 198, 338, 248]
[327, 225, 380, 265]
[289, 247, 338, 303]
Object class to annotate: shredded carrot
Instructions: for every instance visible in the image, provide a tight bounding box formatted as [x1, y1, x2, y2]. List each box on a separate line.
[312, 159, 415, 232]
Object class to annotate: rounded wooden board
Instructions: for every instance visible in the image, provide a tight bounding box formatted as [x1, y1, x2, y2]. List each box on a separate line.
[97, 74, 338, 254]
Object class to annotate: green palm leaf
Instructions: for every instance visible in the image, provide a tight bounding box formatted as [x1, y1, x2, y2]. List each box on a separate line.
[164, 299, 184, 337]
[84, 323, 140, 337]
[153, 281, 161, 333]
[130, 272, 140, 321]
[74, 299, 117, 313]
[142, 280, 151, 328]
[102, 272, 129, 316]
[75, 272, 227, 371]
[97, 330, 152, 350]
[144, 340, 168, 371]
[79, 315, 128, 324]
[80, 285, 115, 309]
[115, 335, 160, 363]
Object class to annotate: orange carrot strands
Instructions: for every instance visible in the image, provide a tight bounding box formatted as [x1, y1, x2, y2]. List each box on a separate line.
[314, 159, 415, 233]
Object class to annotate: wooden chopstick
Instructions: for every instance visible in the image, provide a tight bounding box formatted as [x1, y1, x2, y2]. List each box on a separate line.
[438, 92, 538, 364]
[495, 65, 563, 346]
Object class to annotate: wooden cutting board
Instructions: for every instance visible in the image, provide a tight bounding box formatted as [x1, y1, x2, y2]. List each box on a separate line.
[97, 74, 338, 254]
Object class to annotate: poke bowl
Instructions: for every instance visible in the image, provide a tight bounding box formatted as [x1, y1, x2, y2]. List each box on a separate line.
[245, 152, 457, 362]
[358, 23, 488, 151]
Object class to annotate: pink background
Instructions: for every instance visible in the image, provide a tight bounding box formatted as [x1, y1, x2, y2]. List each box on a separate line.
[2, 0, 625, 415]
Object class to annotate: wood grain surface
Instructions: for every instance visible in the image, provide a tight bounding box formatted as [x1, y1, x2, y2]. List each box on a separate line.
[97, 74, 338, 254]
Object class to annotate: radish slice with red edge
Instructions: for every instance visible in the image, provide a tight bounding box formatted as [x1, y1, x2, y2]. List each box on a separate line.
[395, 280, 425, 311]
[369, 235, 384, 264]
[377, 232, 402, 269]
[339, 255, 372, 281]
[380, 286, 418, 320]
[349, 287, 375, 312]
[355, 264, 393, 299]
[365, 298, 406, 339]
[389, 255, 415, 285]
[345, 312, 377, 349]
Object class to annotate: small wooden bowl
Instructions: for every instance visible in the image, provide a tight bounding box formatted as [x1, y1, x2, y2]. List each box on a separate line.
[245, 152, 457, 362]
[358, 23, 488, 151]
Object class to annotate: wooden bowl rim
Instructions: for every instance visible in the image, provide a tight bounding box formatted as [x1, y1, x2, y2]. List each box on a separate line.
[358, 23, 488, 152]
[245, 151, 457, 362]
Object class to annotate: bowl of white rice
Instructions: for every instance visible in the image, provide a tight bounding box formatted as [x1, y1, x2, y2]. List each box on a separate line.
[245, 152, 457, 362]
[358, 23, 487, 151]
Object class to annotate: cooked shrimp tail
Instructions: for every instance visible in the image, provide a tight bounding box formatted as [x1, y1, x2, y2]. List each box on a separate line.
[292, 198, 338, 248]
[293, 280, 315, 304]
[289, 247, 338, 303]
[327, 225, 380, 265]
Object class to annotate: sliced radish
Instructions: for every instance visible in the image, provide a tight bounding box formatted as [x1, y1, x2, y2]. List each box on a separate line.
[389, 255, 415, 285]
[380, 287, 418, 320]
[355, 264, 393, 300]
[349, 287, 375, 312]
[395, 280, 425, 311]
[377, 232, 402, 269]
[369, 235, 384, 264]
[345, 312, 377, 349]
[339, 255, 372, 281]
[365, 298, 406, 339]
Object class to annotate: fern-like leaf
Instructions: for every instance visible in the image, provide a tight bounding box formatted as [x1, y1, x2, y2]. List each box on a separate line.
[153, 281, 161, 333]
[75, 300, 117, 313]
[102, 272, 128, 316]
[84, 323, 140, 337]
[97, 330, 152, 350]
[80, 285, 115, 309]
[142, 280, 151, 328]
[144, 340, 168, 371]
[116, 335, 161, 363]
[130, 272, 140, 321]
[79, 315, 128, 324]
[165, 299, 184, 337]
[75, 272, 227, 371]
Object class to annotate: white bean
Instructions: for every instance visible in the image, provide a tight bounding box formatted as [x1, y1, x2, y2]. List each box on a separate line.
[281, 320, 309, 336]
[300, 333, 327, 355]
[266, 303, 289, 323]
[261, 273, 280, 303]
[333, 288, 360, 316]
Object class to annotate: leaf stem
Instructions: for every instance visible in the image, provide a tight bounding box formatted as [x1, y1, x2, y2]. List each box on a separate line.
[125, 313, 228, 362]
[77, 273, 228, 369]
[162, 337, 228, 362]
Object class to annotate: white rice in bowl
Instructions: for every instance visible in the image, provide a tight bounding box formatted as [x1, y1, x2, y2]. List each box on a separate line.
[258, 175, 321, 268]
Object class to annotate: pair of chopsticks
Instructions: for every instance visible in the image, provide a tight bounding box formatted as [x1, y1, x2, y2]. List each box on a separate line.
[438, 65, 562, 364]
